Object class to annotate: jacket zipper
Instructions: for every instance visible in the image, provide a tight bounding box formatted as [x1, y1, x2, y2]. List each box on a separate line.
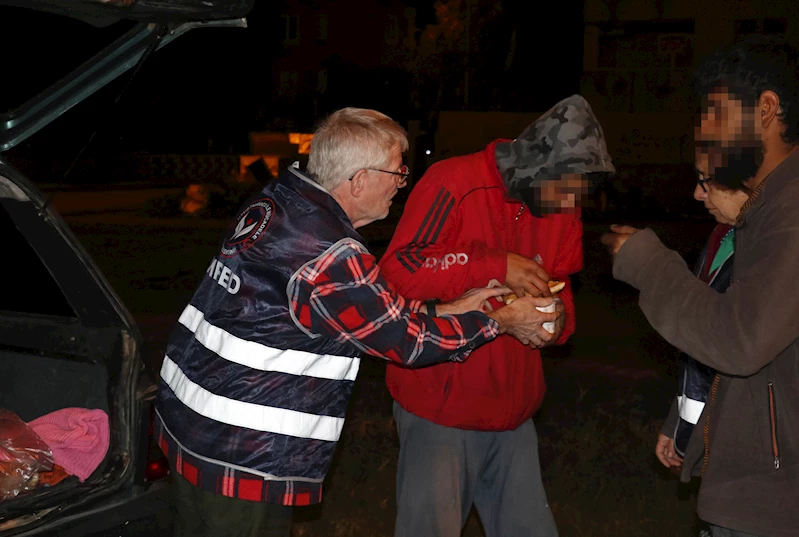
[509, 201, 524, 421]
[768, 382, 781, 470]
[701, 374, 720, 476]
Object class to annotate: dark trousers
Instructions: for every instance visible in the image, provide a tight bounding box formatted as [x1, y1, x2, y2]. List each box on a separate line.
[172, 471, 292, 537]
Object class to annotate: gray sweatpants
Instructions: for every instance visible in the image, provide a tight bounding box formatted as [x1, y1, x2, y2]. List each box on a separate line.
[393, 402, 558, 537]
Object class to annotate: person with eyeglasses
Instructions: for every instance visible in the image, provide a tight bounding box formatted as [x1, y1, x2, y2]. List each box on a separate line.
[654, 157, 746, 484]
[602, 36, 799, 537]
[154, 107, 556, 537]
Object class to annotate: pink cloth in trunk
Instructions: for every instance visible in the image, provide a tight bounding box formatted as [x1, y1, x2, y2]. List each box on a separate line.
[28, 408, 110, 482]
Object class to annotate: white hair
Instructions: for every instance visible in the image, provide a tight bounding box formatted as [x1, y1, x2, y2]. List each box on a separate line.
[307, 108, 409, 190]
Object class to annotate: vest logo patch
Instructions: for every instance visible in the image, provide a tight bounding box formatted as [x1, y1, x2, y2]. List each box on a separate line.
[221, 198, 274, 257]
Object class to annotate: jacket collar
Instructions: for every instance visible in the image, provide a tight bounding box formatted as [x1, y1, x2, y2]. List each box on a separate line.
[737, 149, 799, 227]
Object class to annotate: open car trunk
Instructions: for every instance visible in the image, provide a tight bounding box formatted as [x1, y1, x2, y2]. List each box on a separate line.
[0, 163, 145, 533]
[0, 0, 254, 27]
[0, 4, 251, 532]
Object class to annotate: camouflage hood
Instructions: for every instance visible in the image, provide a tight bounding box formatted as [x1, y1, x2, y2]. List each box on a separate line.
[495, 94, 615, 201]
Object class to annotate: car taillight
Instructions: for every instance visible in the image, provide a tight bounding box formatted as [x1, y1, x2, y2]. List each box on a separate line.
[145, 458, 170, 482]
[144, 404, 170, 482]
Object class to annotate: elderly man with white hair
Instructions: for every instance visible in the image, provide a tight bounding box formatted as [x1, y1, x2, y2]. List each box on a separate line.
[155, 107, 556, 537]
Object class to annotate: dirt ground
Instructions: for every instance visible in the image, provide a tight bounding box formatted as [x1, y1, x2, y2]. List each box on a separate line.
[66, 207, 716, 537]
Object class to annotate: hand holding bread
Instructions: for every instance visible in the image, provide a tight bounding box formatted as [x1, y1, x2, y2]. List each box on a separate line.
[503, 280, 565, 305]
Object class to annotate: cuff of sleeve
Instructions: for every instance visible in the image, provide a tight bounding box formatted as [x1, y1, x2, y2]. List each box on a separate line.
[612, 228, 668, 289]
[483, 315, 500, 338]
[446, 312, 500, 362]
[660, 398, 680, 437]
[408, 298, 423, 313]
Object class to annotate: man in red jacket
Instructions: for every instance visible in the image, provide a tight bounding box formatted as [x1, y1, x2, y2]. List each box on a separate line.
[380, 95, 615, 537]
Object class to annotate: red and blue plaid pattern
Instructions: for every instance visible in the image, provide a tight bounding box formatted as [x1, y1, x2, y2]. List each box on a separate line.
[156, 417, 322, 506]
[289, 239, 499, 366]
[156, 239, 497, 506]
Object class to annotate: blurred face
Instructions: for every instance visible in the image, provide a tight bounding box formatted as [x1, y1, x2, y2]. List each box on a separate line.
[535, 174, 591, 213]
[695, 87, 763, 189]
[359, 143, 407, 223]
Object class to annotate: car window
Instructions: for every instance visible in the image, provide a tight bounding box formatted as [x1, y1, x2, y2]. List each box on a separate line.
[1, 6, 133, 113]
[0, 198, 77, 318]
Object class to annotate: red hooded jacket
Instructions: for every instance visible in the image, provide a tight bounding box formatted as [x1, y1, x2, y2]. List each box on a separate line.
[379, 140, 584, 431]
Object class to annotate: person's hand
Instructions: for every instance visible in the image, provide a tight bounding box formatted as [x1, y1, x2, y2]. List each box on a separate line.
[600, 224, 641, 256]
[488, 295, 561, 348]
[506, 253, 551, 298]
[436, 286, 511, 316]
[655, 434, 683, 470]
[542, 297, 566, 345]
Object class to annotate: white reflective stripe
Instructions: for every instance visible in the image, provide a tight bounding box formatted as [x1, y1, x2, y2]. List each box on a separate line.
[677, 395, 705, 425]
[160, 355, 344, 442]
[179, 304, 360, 381]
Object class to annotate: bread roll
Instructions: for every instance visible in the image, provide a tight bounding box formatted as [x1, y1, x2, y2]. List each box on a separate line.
[504, 280, 564, 305]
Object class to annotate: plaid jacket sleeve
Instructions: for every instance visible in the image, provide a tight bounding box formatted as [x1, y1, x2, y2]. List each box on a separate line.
[288, 238, 498, 367]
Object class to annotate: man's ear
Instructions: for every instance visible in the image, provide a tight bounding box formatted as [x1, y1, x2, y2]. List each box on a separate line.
[349, 169, 367, 198]
[759, 90, 781, 130]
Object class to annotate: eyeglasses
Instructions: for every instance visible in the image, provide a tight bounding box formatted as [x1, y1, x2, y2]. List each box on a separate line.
[349, 165, 409, 182]
[695, 169, 712, 193]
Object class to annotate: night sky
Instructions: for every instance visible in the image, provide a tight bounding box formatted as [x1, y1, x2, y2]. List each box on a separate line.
[1, 1, 583, 159]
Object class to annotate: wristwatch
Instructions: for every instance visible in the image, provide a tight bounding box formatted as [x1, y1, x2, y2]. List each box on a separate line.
[425, 298, 440, 316]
